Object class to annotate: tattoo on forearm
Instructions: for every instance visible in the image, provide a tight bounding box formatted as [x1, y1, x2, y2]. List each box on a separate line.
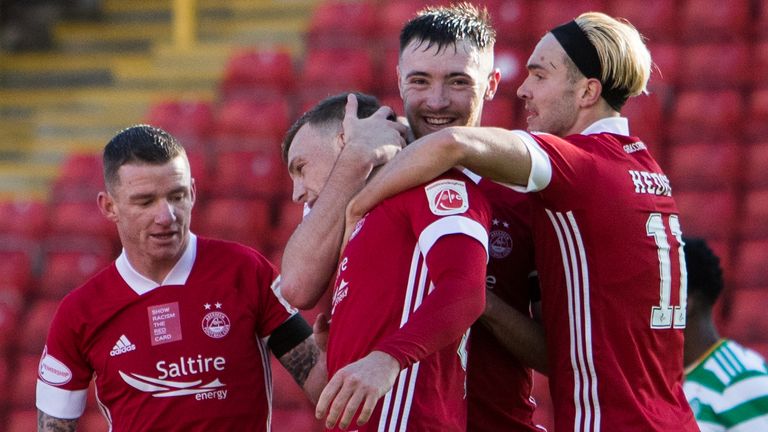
[38, 410, 77, 432]
[279, 337, 320, 387]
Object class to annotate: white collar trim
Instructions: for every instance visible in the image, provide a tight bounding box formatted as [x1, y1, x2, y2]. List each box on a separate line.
[580, 116, 629, 136]
[116, 233, 197, 295]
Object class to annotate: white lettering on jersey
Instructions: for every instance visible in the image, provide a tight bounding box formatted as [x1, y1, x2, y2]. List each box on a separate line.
[623, 142, 647, 154]
[109, 335, 137, 357]
[119, 355, 229, 400]
[156, 355, 226, 379]
[629, 170, 672, 196]
[425, 179, 469, 216]
[38, 346, 72, 385]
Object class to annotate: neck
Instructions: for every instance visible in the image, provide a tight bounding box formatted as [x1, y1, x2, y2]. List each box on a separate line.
[565, 101, 619, 136]
[683, 312, 721, 368]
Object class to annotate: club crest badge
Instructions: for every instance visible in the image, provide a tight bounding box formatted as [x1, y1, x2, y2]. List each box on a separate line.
[202, 303, 230, 339]
[489, 229, 513, 259]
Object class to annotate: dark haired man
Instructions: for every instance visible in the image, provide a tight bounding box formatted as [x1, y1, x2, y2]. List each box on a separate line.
[682, 237, 768, 431]
[36, 125, 326, 432]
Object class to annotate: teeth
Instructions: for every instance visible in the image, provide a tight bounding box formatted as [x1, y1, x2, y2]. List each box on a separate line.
[425, 117, 452, 125]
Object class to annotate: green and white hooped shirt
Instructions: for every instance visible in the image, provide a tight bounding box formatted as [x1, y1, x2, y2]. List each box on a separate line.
[684, 339, 768, 432]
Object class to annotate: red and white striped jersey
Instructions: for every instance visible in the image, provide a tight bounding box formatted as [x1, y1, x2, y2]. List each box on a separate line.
[327, 169, 490, 431]
[36, 235, 294, 431]
[506, 117, 698, 431]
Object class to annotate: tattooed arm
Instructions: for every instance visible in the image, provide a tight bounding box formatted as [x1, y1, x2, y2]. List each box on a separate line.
[269, 314, 327, 405]
[38, 410, 78, 432]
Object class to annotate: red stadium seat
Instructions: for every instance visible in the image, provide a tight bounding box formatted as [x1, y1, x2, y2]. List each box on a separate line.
[740, 189, 768, 239]
[530, 0, 607, 38]
[482, 95, 517, 129]
[670, 90, 743, 143]
[215, 98, 291, 145]
[38, 238, 114, 299]
[759, 3, 768, 39]
[51, 152, 103, 203]
[679, 42, 751, 89]
[47, 201, 115, 239]
[746, 88, 768, 142]
[674, 189, 737, 240]
[0, 248, 35, 295]
[376, 0, 429, 49]
[196, 197, 272, 251]
[725, 288, 768, 342]
[210, 149, 289, 199]
[0, 297, 22, 351]
[272, 200, 304, 252]
[307, 1, 377, 49]
[379, 47, 401, 97]
[300, 49, 375, 100]
[756, 42, 768, 86]
[0, 354, 9, 403]
[144, 100, 215, 151]
[495, 45, 529, 97]
[647, 42, 681, 91]
[744, 142, 768, 188]
[7, 408, 38, 432]
[17, 299, 60, 354]
[0, 199, 48, 239]
[487, 0, 536, 42]
[666, 142, 740, 190]
[10, 353, 41, 408]
[621, 92, 664, 155]
[608, 0, 679, 42]
[733, 240, 768, 289]
[679, 0, 751, 42]
[220, 49, 296, 101]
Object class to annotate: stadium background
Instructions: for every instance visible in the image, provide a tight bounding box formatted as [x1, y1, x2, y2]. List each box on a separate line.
[0, 0, 766, 430]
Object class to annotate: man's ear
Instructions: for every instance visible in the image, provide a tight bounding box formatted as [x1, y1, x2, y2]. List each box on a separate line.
[190, 178, 197, 206]
[580, 77, 603, 108]
[97, 191, 118, 223]
[484, 68, 502, 101]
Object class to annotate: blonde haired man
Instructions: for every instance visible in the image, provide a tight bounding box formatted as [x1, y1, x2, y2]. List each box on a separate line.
[349, 12, 698, 432]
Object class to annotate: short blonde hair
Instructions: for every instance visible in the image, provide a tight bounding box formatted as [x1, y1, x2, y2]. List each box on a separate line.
[575, 12, 651, 99]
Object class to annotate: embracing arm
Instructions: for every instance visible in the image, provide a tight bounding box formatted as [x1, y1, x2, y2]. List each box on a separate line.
[481, 291, 548, 374]
[272, 314, 327, 404]
[280, 95, 406, 309]
[348, 126, 532, 221]
[38, 410, 77, 432]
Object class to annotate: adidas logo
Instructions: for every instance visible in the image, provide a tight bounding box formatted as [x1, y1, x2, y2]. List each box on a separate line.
[110, 335, 136, 357]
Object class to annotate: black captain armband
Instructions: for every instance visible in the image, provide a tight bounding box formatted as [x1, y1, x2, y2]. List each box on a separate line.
[267, 314, 313, 358]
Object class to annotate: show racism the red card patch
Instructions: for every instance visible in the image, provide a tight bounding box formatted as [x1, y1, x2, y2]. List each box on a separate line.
[148, 302, 182, 346]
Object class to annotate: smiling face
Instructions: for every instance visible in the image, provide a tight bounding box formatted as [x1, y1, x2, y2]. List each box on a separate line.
[398, 38, 499, 139]
[516, 33, 582, 136]
[98, 155, 195, 281]
[286, 122, 343, 208]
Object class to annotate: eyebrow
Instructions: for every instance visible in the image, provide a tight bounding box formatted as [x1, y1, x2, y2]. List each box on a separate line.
[128, 186, 187, 202]
[405, 71, 474, 80]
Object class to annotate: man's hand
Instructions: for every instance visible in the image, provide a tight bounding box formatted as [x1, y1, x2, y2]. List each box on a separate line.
[313, 313, 330, 352]
[316, 351, 400, 430]
[341, 93, 407, 168]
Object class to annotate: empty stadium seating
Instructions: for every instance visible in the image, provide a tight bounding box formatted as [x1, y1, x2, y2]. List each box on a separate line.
[678, 42, 751, 89]
[679, 0, 751, 42]
[495, 45, 530, 97]
[666, 141, 741, 190]
[220, 49, 296, 101]
[746, 87, 768, 142]
[144, 100, 215, 150]
[196, 197, 272, 250]
[740, 189, 768, 240]
[725, 288, 768, 343]
[50, 153, 104, 203]
[0, 199, 48, 240]
[669, 90, 743, 143]
[209, 149, 289, 199]
[38, 237, 114, 299]
[620, 91, 664, 154]
[300, 48, 376, 101]
[733, 240, 768, 289]
[307, 0, 377, 49]
[674, 190, 737, 240]
[482, 95, 517, 129]
[529, 0, 608, 38]
[744, 142, 768, 188]
[608, 0, 678, 42]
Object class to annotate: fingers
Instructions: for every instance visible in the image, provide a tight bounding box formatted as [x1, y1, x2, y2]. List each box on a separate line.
[335, 388, 366, 430]
[355, 393, 380, 427]
[344, 93, 359, 121]
[315, 374, 342, 422]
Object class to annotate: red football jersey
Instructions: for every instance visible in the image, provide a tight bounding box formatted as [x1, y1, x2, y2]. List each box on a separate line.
[37, 236, 294, 431]
[328, 170, 490, 432]
[468, 177, 541, 432]
[506, 118, 698, 431]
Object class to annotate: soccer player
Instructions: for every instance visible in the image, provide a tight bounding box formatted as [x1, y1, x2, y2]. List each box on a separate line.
[348, 11, 699, 431]
[396, 5, 545, 431]
[36, 125, 326, 432]
[682, 237, 768, 431]
[281, 92, 490, 431]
